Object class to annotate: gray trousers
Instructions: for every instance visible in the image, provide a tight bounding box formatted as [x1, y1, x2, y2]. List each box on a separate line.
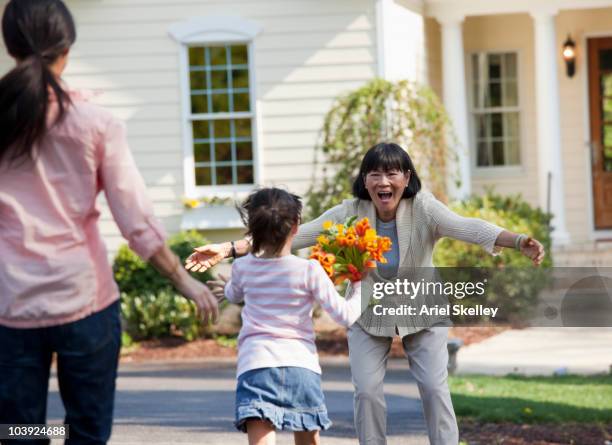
[348, 323, 459, 445]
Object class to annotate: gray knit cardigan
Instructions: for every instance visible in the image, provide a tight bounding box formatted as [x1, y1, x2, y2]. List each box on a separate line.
[293, 191, 504, 337]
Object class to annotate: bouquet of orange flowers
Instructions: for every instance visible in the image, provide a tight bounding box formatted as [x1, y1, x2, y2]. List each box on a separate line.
[309, 216, 392, 285]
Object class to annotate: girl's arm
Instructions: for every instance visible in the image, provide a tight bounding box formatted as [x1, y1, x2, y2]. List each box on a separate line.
[306, 260, 363, 327]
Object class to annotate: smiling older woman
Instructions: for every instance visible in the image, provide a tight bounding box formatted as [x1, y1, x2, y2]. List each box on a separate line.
[186, 142, 545, 445]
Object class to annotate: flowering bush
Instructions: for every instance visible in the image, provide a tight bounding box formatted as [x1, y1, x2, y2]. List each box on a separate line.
[309, 216, 391, 285]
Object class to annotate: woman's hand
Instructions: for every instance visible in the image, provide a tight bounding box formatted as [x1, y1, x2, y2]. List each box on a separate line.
[520, 237, 545, 266]
[174, 277, 219, 324]
[206, 273, 230, 303]
[185, 243, 230, 272]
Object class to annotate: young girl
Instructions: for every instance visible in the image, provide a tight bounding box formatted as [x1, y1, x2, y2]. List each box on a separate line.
[208, 188, 364, 445]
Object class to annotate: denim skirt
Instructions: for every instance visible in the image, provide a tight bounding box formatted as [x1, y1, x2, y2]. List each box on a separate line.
[235, 366, 332, 432]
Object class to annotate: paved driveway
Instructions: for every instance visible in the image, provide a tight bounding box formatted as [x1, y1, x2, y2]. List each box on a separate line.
[48, 357, 429, 444]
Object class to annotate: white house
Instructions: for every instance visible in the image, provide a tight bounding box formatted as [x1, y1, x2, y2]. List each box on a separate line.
[1, 0, 611, 263]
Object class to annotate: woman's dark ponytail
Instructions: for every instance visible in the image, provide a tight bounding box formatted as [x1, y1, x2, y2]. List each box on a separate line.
[0, 0, 76, 166]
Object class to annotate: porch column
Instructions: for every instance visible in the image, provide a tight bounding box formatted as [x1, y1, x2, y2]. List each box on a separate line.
[530, 9, 570, 245]
[439, 14, 471, 200]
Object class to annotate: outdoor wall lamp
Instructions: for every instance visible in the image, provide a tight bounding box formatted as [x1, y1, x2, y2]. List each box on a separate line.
[562, 35, 576, 78]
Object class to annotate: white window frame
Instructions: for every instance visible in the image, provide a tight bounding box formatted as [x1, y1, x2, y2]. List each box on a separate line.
[169, 16, 262, 199]
[467, 49, 526, 178]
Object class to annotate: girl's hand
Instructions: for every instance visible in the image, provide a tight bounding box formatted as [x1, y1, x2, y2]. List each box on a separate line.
[520, 237, 545, 266]
[206, 273, 230, 302]
[185, 243, 230, 272]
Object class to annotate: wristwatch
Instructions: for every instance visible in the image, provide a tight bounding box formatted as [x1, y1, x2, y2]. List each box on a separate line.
[229, 241, 237, 258]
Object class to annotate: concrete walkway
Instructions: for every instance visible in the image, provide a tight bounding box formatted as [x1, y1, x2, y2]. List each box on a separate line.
[456, 327, 612, 375]
[48, 358, 429, 445]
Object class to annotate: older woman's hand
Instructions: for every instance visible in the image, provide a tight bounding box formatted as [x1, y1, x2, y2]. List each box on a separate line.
[519, 237, 545, 266]
[185, 243, 231, 272]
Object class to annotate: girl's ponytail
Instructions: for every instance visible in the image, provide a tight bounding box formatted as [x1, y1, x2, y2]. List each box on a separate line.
[0, 0, 76, 166]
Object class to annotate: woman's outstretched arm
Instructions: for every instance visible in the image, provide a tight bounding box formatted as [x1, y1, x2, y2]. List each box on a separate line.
[425, 193, 545, 265]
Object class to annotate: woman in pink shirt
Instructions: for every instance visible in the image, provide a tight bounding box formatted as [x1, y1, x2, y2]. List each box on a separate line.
[0, 1, 218, 443]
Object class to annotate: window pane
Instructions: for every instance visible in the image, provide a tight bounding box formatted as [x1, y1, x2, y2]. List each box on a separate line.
[488, 82, 502, 107]
[236, 142, 253, 161]
[476, 114, 489, 138]
[194, 144, 211, 163]
[232, 69, 249, 89]
[233, 93, 250, 112]
[216, 166, 233, 185]
[214, 120, 231, 139]
[503, 53, 517, 78]
[601, 74, 612, 97]
[211, 71, 228, 90]
[506, 140, 520, 165]
[605, 146, 612, 172]
[237, 165, 254, 184]
[190, 71, 206, 90]
[191, 94, 208, 114]
[603, 125, 612, 147]
[212, 94, 229, 113]
[492, 141, 505, 166]
[503, 112, 519, 139]
[235, 119, 252, 138]
[189, 47, 204, 66]
[477, 141, 490, 167]
[195, 167, 212, 186]
[503, 80, 518, 106]
[210, 46, 227, 66]
[215, 143, 232, 163]
[491, 113, 503, 137]
[603, 99, 612, 121]
[488, 54, 502, 80]
[231, 45, 248, 65]
[192, 121, 210, 140]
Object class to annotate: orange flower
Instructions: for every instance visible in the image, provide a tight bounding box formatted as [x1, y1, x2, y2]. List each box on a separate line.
[321, 253, 336, 266]
[365, 259, 377, 269]
[344, 231, 357, 247]
[355, 217, 370, 236]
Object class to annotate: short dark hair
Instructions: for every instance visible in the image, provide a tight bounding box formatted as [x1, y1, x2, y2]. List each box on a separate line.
[239, 188, 302, 255]
[352, 142, 422, 200]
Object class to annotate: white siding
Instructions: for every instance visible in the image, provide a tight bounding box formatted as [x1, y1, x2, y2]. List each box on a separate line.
[0, 0, 377, 255]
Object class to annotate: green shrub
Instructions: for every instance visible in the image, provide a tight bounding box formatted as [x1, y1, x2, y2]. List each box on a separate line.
[114, 230, 214, 340]
[433, 191, 553, 323]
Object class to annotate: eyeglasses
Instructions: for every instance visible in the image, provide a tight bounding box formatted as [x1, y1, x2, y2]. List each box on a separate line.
[364, 170, 409, 183]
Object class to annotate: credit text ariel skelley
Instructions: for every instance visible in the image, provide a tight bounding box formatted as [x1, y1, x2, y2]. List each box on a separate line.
[370, 278, 499, 318]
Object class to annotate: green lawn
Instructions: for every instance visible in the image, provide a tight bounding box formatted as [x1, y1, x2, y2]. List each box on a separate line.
[449, 374, 612, 423]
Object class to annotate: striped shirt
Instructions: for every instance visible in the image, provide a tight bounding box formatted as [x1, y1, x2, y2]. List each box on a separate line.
[225, 254, 362, 377]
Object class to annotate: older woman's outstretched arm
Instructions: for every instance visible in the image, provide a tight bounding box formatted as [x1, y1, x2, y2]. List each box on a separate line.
[424, 192, 545, 265]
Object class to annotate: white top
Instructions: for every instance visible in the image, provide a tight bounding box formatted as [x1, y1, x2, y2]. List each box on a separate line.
[225, 254, 362, 377]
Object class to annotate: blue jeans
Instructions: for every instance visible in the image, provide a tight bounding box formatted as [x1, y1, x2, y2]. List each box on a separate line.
[0, 301, 121, 445]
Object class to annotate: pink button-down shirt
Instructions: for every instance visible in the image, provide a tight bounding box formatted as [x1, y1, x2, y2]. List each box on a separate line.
[0, 90, 166, 328]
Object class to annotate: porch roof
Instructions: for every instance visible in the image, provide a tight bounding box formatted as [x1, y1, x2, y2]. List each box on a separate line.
[425, 0, 612, 20]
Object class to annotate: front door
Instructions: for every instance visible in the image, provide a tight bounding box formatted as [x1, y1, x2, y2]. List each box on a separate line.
[588, 37, 612, 229]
